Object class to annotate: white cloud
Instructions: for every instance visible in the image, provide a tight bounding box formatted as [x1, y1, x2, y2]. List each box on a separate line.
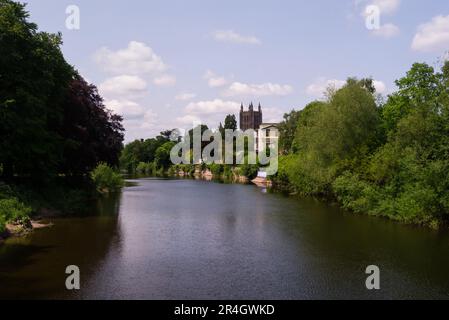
[122, 108, 163, 142]
[204, 70, 229, 88]
[306, 78, 346, 97]
[306, 78, 386, 97]
[371, 0, 400, 15]
[360, 0, 401, 38]
[175, 114, 202, 127]
[361, 0, 400, 16]
[105, 99, 145, 119]
[412, 15, 449, 52]
[99, 75, 148, 99]
[373, 80, 387, 94]
[176, 99, 241, 129]
[140, 109, 160, 129]
[263, 107, 285, 123]
[185, 99, 240, 115]
[372, 23, 400, 38]
[224, 82, 293, 97]
[153, 74, 177, 87]
[212, 30, 261, 45]
[175, 92, 197, 101]
[94, 41, 167, 75]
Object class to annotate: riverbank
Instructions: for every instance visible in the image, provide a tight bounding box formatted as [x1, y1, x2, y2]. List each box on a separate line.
[166, 164, 449, 230]
[0, 220, 52, 244]
[0, 176, 103, 244]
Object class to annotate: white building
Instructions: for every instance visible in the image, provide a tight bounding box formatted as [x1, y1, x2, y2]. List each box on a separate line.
[256, 123, 279, 153]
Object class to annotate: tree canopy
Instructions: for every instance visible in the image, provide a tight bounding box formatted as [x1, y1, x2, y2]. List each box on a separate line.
[0, 0, 124, 179]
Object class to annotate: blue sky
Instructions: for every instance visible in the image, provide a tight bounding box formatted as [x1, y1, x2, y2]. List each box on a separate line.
[25, 0, 449, 141]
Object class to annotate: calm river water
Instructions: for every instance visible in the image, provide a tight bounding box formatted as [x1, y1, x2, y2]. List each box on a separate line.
[1, 178, 449, 299]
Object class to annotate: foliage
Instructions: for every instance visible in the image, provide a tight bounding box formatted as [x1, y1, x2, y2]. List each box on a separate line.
[59, 74, 124, 174]
[136, 162, 155, 175]
[278, 109, 301, 154]
[120, 131, 173, 173]
[285, 80, 380, 195]
[208, 163, 223, 176]
[0, 215, 5, 234]
[0, 198, 31, 224]
[224, 114, 237, 130]
[154, 141, 176, 170]
[239, 163, 258, 179]
[90, 163, 124, 193]
[276, 64, 449, 227]
[0, 0, 123, 179]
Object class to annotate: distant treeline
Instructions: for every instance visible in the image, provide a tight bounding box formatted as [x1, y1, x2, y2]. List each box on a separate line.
[119, 114, 259, 179]
[276, 62, 449, 228]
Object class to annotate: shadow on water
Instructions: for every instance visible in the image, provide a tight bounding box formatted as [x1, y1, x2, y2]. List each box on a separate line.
[0, 192, 123, 299]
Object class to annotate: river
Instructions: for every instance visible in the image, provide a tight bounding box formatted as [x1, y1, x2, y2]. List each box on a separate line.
[1, 178, 449, 299]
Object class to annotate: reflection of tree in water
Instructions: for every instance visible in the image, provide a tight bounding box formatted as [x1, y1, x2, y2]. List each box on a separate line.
[95, 191, 122, 217]
[0, 192, 123, 299]
[270, 194, 449, 299]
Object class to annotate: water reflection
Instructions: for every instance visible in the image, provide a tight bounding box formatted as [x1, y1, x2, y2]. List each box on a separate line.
[1, 179, 449, 299]
[0, 192, 122, 299]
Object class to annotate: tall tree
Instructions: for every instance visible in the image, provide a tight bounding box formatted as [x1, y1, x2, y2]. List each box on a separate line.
[0, 1, 124, 178]
[224, 114, 237, 131]
[59, 74, 124, 174]
[0, 0, 74, 178]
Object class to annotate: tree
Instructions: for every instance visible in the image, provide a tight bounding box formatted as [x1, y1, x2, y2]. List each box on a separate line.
[154, 142, 176, 169]
[224, 114, 237, 130]
[381, 63, 442, 132]
[278, 109, 300, 154]
[333, 62, 449, 226]
[0, 0, 74, 179]
[288, 80, 380, 194]
[279, 101, 327, 155]
[59, 74, 124, 175]
[0, 1, 124, 179]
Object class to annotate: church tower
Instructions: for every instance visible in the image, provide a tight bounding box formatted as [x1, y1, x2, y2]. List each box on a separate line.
[239, 102, 263, 130]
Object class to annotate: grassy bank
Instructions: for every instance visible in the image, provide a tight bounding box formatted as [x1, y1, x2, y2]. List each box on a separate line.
[0, 164, 124, 241]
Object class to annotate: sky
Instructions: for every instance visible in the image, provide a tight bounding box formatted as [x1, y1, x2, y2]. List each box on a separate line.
[25, 0, 449, 142]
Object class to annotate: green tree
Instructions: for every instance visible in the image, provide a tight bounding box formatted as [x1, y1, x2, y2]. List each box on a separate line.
[154, 141, 176, 170]
[224, 114, 237, 130]
[278, 109, 301, 154]
[0, 0, 74, 179]
[288, 80, 380, 194]
[381, 63, 442, 132]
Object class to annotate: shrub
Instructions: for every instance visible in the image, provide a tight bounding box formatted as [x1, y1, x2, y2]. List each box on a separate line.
[0, 216, 6, 234]
[90, 163, 124, 192]
[136, 162, 155, 175]
[240, 163, 259, 179]
[0, 197, 32, 226]
[208, 163, 223, 176]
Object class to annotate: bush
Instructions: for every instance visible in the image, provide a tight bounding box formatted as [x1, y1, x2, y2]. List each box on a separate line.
[0, 197, 32, 227]
[136, 162, 155, 175]
[239, 163, 259, 179]
[208, 163, 223, 176]
[90, 163, 124, 193]
[0, 215, 6, 234]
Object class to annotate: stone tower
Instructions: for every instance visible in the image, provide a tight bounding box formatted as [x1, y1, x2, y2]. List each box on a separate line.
[239, 102, 262, 130]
